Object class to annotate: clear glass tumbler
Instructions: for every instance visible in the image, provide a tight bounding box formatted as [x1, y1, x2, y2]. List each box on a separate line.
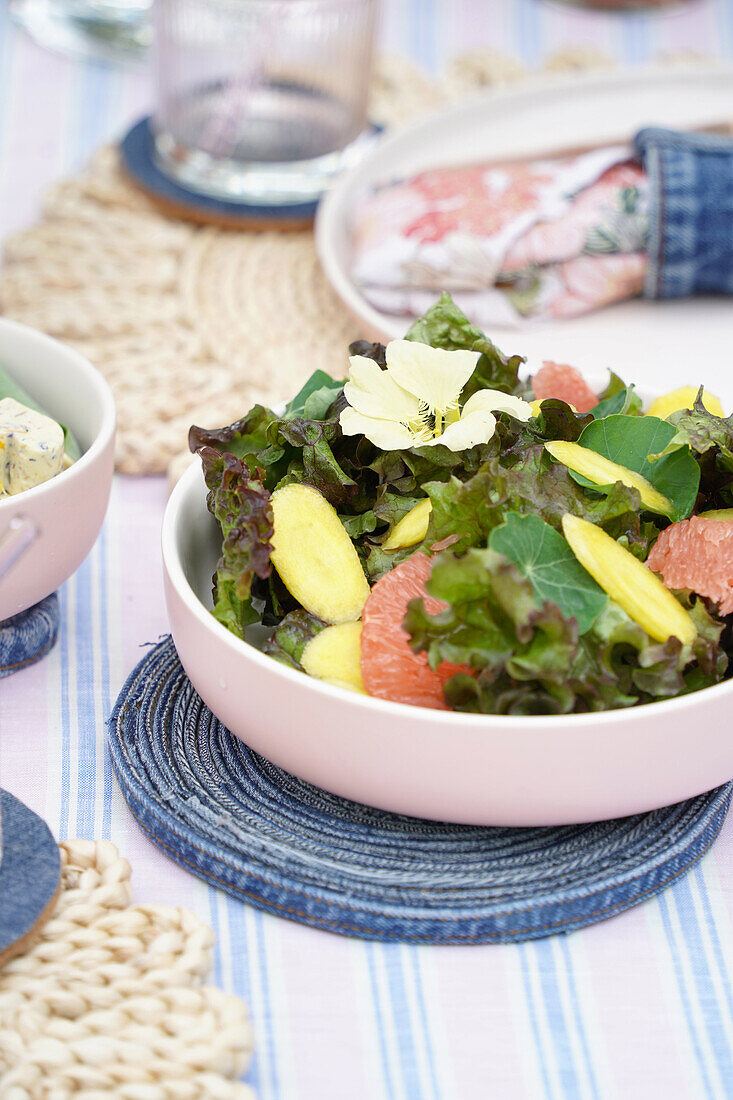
[153, 0, 378, 206]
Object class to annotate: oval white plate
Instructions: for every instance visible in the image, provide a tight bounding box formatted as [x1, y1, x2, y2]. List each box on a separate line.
[316, 62, 733, 389]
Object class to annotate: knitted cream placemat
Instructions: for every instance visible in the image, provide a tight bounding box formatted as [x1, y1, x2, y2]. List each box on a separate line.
[0, 839, 255, 1099]
[0, 48, 681, 475]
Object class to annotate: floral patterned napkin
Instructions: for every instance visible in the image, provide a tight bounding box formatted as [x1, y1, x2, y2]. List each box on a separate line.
[351, 147, 648, 326]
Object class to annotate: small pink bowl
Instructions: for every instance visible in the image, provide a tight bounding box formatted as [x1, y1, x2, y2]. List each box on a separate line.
[163, 453, 733, 827]
[0, 319, 116, 621]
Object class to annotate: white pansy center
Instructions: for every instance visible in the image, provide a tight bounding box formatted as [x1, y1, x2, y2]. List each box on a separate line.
[339, 339, 533, 452]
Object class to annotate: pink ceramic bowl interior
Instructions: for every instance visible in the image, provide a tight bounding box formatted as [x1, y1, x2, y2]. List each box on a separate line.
[0, 319, 116, 621]
[162, 373, 733, 826]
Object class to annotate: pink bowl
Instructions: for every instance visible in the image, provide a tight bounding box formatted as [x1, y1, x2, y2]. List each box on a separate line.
[0, 319, 116, 621]
[163, 453, 733, 827]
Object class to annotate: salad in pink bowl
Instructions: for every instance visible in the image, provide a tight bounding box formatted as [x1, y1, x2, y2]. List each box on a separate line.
[189, 294, 733, 718]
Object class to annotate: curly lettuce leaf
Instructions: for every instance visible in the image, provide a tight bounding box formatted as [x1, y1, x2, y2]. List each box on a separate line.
[199, 448, 274, 637]
[262, 609, 327, 670]
[424, 448, 656, 560]
[405, 292, 526, 398]
[404, 547, 727, 715]
[666, 394, 733, 508]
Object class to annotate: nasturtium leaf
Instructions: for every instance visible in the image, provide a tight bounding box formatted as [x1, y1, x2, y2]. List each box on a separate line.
[284, 371, 344, 420]
[574, 414, 700, 521]
[489, 512, 608, 633]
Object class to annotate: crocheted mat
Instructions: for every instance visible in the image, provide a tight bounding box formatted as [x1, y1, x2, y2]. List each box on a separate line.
[0, 47, 655, 476]
[0, 594, 59, 680]
[108, 637, 733, 945]
[0, 836, 255, 1099]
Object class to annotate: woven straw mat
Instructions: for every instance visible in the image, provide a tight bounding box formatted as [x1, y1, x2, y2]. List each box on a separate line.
[0, 48, 634, 476]
[0, 839, 255, 1099]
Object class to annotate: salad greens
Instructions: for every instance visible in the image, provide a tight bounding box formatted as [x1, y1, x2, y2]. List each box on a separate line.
[191, 293, 732, 715]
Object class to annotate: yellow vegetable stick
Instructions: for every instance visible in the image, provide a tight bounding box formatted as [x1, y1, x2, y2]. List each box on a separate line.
[270, 484, 371, 623]
[562, 514, 696, 645]
[697, 509, 733, 521]
[301, 622, 366, 694]
[646, 387, 724, 420]
[382, 498, 432, 551]
[545, 440, 673, 518]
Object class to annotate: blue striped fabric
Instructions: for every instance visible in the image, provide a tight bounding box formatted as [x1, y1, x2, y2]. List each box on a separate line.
[3, 7, 733, 1098]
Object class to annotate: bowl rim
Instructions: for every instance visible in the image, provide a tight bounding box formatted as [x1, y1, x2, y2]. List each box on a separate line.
[163, 458, 733, 730]
[0, 317, 116, 513]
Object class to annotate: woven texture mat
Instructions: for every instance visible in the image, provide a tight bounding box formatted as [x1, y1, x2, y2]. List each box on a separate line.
[0, 48, 635, 476]
[0, 838, 255, 1098]
[109, 636, 732, 945]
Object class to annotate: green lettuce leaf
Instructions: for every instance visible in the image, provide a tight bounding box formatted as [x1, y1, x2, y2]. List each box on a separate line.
[262, 609, 327, 670]
[575, 414, 700, 521]
[590, 372, 642, 419]
[283, 370, 345, 420]
[404, 547, 727, 715]
[666, 394, 733, 508]
[405, 292, 526, 397]
[423, 448, 656, 560]
[199, 448, 274, 638]
[489, 513, 607, 633]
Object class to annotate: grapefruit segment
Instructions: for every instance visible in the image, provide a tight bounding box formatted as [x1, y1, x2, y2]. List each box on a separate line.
[647, 516, 733, 616]
[360, 552, 469, 709]
[532, 361, 598, 414]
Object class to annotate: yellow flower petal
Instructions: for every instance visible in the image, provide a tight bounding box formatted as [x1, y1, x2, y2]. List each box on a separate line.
[423, 409, 497, 451]
[462, 388, 534, 422]
[385, 340, 480, 414]
[345, 355, 421, 422]
[339, 406, 420, 450]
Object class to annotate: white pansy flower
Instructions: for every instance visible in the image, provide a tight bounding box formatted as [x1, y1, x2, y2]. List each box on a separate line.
[339, 339, 533, 452]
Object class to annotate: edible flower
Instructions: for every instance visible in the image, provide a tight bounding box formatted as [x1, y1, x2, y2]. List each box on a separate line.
[339, 340, 533, 451]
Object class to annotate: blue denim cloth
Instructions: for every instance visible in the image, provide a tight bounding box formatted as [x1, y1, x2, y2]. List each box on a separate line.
[0, 593, 59, 679]
[635, 126, 733, 299]
[0, 790, 60, 957]
[108, 637, 733, 944]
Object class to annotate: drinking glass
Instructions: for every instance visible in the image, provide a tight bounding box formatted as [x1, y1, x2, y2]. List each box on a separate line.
[153, 0, 378, 206]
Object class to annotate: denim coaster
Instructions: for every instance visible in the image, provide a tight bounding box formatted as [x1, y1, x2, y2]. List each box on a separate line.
[0, 791, 61, 964]
[0, 593, 59, 679]
[635, 126, 733, 299]
[109, 637, 732, 944]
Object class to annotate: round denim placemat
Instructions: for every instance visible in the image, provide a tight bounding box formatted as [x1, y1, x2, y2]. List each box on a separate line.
[0, 790, 61, 964]
[0, 593, 59, 679]
[109, 637, 733, 944]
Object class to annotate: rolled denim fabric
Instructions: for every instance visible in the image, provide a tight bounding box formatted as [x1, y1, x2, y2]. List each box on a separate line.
[634, 126, 733, 299]
[0, 592, 59, 679]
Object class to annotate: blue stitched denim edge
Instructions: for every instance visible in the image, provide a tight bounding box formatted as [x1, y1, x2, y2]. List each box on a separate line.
[0, 593, 59, 679]
[634, 126, 733, 299]
[108, 637, 733, 945]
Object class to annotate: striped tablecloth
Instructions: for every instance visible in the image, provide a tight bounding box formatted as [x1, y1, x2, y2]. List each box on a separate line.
[3, 4, 733, 1097]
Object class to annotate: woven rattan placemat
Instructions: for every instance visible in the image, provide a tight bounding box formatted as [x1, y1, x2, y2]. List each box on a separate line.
[0, 48, 668, 475]
[0, 838, 255, 1098]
